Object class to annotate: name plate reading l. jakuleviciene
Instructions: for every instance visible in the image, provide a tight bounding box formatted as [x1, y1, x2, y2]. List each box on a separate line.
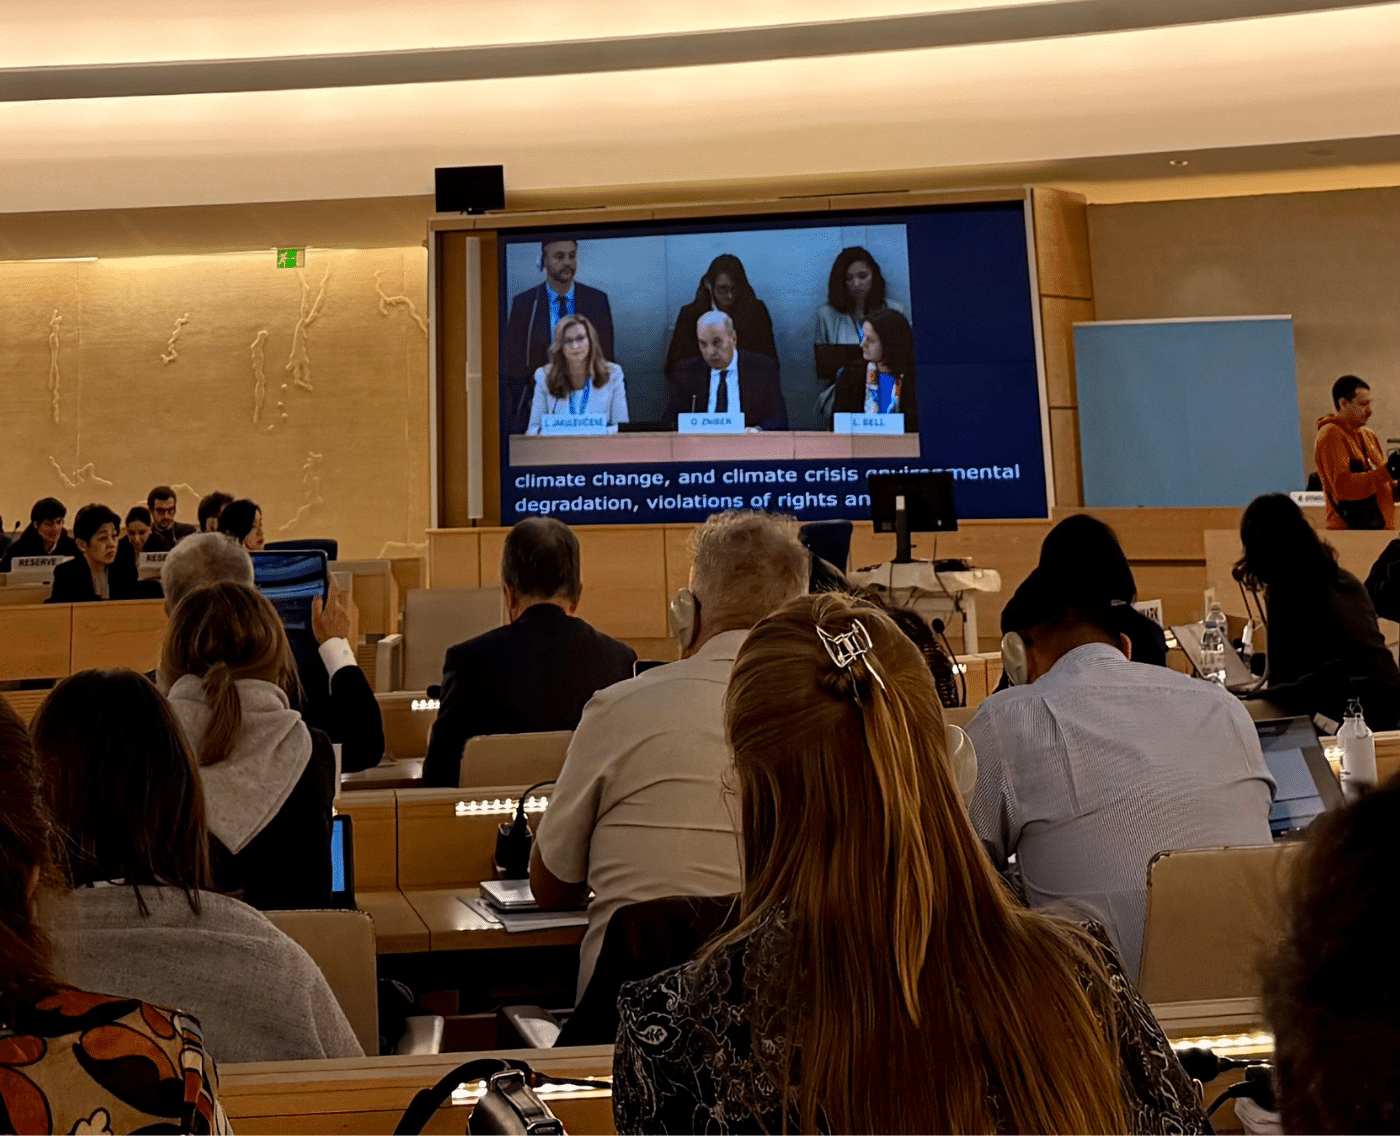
[540, 414, 609, 436]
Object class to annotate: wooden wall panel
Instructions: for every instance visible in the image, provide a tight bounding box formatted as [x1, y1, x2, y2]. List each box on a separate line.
[1048, 408, 1083, 509]
[426, 530, 481, 589]
[0, 248, 430, 562]
[1040, 296, 1095, 408]
[437, 233, 470, 529]
[69, 600, 166, 675]
[1032, 188, 1094, 300]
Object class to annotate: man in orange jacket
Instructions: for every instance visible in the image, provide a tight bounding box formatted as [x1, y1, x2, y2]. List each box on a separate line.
[1315, 374, 1395, 530]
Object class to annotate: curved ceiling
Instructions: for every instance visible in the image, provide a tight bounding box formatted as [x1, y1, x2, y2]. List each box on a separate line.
[3, 0, 1400, 213]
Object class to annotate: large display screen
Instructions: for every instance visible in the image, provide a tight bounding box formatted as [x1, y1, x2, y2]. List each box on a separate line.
[495, 200, 1046, 524]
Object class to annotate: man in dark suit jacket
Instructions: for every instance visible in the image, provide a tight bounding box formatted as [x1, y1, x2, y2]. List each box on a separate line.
[666, 311, 788, 431]
[503, 239, 615, 435]
[424, 517, 636, 789]
[142, 485, 198, 553]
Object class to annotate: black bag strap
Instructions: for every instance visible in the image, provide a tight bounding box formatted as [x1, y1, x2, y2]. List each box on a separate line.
[393, 1057, 611, 1135]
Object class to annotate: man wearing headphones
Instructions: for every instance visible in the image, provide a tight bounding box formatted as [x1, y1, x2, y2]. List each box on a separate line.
[503, 239, 615, 435]
[531, 510, 809, 1004]
[968, 564, 1275, 978]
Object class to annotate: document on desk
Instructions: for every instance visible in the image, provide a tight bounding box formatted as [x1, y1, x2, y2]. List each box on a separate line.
[461, 896, 589, 933]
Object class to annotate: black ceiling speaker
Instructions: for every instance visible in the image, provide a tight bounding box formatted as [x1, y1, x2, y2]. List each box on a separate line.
[435, 165, 505, 214]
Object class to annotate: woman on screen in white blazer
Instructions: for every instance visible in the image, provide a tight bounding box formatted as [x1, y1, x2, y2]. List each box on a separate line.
[526, 314, 629, 434]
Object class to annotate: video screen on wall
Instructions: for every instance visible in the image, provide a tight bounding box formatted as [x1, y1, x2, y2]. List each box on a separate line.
[495, 200, 1047, 525]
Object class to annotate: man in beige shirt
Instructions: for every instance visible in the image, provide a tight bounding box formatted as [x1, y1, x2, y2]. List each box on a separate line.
[532, 511, 809, 1001]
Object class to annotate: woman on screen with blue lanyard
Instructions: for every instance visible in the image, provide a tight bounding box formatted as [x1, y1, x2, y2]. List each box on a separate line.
[526, 314, 629, 435]
[832, 306, 919, 431]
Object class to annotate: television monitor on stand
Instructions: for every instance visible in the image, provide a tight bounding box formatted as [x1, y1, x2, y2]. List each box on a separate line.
[868, 472, 957, 563]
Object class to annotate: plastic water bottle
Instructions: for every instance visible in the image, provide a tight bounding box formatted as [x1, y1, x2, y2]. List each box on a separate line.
[1338, 698, 1378, 791]
[1200, 602, 1227, 686]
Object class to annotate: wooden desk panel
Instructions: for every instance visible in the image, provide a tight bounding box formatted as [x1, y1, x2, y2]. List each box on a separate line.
[0, 688, 49, 725]
[397, 789, 549, 890]
[334, 790, 398, 892]
[220, 1046, 614, 1136]
[377, 693, 435, 760]
[69, 599, 166, 674]
[404, 887, 587, 953]
[357, 889, 430, 955]
[0, 603, 71, 681]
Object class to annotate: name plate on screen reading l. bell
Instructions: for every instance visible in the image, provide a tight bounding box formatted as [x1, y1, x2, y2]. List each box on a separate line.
[540, 414, 609, 437]
[678, 412, 744, 434]
[834, 412, 905, 435]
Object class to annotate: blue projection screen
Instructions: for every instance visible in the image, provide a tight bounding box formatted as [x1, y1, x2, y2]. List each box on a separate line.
[493, 202, 1050, 524]
[1073, 316, 1304, 508]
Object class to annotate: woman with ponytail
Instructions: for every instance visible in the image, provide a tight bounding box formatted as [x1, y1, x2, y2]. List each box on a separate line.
[163, 580, 334, 910]
[612, 593, 1206, 1135]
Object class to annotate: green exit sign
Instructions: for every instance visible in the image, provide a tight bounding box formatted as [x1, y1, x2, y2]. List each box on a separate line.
[276, 248, 305, 268]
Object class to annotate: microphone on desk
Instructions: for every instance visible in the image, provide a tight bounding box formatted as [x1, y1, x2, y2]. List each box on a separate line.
[1175, 1046, 1253, 1083]
[494, 779, 556, 880]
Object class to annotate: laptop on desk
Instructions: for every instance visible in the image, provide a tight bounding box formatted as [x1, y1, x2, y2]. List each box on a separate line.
[1253, 716, 1345, 840]
[1170, 621, 1256, 692]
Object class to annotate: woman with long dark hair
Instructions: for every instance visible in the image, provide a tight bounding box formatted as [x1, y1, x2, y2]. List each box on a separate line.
[1236, 492, 1400, 728]
[613, 592, 1206, 1135]
[33, 669, 361, 1063]
[832, 306, 919, 431]
[813, 245, 908, 384]
[664, 254, 777, 376]
[0, 697, 228, 1133]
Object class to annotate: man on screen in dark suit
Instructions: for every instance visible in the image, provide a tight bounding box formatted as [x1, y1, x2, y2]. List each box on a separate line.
[667, 311, 788, 431]
[503, 239, 615, 435]
[423, 517, 636, 789]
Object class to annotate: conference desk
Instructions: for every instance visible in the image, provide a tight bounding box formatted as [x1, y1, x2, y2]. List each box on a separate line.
[220, 1044, 615, 1135]
[358, 888, 586, 956]
[509, 429, 920, 466]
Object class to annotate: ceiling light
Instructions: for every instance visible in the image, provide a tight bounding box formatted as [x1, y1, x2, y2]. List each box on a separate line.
[1167, 158, 1190, 166]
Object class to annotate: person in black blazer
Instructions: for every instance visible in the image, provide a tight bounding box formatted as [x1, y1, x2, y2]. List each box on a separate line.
[503, 239, 615, 435]
[1, 496, 79, 571]
[667, 311, 789, 431]
[142, 486, 198, 553]
[424, 518, 636, 789]
[47, 504, 141, 604]
[664, 255, 777, 378]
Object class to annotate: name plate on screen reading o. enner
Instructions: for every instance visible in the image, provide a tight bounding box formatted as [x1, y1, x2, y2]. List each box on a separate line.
[834, 412, 905, 435]
[540, 414, 609, 436]
[678, 412, 744, 434]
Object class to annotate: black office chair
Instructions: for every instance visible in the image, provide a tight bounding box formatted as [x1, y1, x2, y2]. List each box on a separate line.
[265, 537, 339, 562]
[497, 894, 740, 1050]
[799, 520, 852, 574]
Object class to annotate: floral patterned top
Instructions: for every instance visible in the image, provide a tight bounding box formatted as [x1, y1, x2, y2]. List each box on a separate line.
[613, 915, 1209, 1135]
[0, 986, 229, 1135]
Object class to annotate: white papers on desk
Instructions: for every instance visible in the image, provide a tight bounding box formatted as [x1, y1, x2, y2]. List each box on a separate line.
[460, 895, 590, 933]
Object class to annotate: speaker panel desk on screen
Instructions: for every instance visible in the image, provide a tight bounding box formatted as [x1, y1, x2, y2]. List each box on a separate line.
[509, 430, 920, 467]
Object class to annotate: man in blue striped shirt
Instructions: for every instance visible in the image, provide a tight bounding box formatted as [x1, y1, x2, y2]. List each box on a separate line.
[967, 565, 1275, 978]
